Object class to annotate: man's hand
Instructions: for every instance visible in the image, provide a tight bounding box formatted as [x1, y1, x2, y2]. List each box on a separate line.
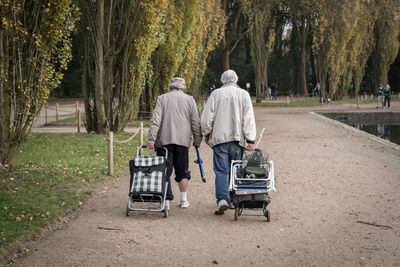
[246, 143, 254, 151]
[147, 143, 155, 150]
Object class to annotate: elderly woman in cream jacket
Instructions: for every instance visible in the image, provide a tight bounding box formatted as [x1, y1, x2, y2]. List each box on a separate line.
[147, 77, 202, 210]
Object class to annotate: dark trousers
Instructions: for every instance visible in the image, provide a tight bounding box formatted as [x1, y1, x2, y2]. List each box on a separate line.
[384, 96, 391, 107]
[156, 144, 190, 200]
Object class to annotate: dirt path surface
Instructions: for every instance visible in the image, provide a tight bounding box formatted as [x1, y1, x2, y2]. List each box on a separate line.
[9, 103, 400, 266]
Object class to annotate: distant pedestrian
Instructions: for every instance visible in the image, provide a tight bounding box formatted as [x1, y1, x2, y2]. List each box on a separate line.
[308, 82, 314, 97]
[271, 83, 277, 100]
[209, 84, 216, 94]
[262, 83, 267, 99]
[313, 82, 320, 97]
[267, 87, 272, 99]
[384, 84, 391, 108]
[377, 83, 384, 108]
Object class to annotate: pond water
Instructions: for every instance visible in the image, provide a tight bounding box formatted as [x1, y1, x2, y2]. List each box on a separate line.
[321, 112, 400, 146]
[352, 124, 400, 145]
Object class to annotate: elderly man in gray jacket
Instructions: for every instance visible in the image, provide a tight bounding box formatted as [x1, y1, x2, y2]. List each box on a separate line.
[147, 77, 202, 210]
[201, 69, 256, 215]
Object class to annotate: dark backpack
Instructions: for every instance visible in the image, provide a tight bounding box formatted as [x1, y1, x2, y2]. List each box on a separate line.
[244, 149, 268, 176]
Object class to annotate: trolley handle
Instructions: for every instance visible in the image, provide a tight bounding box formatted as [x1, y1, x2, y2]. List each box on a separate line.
[137, 145, 168, 159]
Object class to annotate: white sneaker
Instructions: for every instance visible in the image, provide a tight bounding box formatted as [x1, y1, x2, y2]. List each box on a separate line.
[180, 200, 190, 208]
[165, 200, 170, 210]
[215, 200, 228, 215]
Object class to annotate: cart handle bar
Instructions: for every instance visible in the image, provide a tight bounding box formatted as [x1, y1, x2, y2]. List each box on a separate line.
[137, 145, 168, 159]
[255, 128, 265, 149]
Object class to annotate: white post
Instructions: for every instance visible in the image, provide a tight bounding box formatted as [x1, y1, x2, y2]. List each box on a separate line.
[77, 110, 81, 133]
[56, 103, 59, 121]
[45, 104, 48, 125]
[139, 122, 144, 156]
[286, 96, 289, 105]
[108, 131, 113, 176]
[357, 97, 360, 109]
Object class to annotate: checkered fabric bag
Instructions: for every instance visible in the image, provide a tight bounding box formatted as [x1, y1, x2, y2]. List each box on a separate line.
[129, 156, 166, 194]
[134, 156, 164, 167]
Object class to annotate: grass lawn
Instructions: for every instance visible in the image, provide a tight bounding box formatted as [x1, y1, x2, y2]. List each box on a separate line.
[0, 132, 140, 257]
[47, 114, 150, 127]
[252, 96, 385, 108]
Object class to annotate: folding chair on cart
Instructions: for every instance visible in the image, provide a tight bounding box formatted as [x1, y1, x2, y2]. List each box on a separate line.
[229, 149, 276, 221]
[126, 146, 169, 218]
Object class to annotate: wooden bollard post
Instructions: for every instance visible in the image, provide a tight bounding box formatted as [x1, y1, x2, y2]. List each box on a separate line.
[286, 96, 289, 105]
[139, 122, 144, 156]
[108, 131, 113, 176]
[357, 96, 360, 109]
[56, 103, 59, 121]
[76, 100, 79, 113]
[45, 104, 48, 125]
[77, 110, 81, 133]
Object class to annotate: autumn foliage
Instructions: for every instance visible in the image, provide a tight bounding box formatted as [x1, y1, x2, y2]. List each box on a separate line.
[0, 0, 77, 163]
[0, 0, 399, 163]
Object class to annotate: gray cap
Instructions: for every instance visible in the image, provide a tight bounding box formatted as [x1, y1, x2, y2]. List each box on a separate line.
[221, 69, 238, 85]
[170, 77, 186, 90]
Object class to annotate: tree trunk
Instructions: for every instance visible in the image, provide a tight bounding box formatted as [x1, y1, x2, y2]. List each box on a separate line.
[316, 45, 328, 102]
[308, 28, 317, 84]
[222, 48, 230, 71]
[81, 27, 95, 132]
[291, 26, 298, 94]
[245, 36, 251, 64]
[94, 0, 107, 133]
[250, 18, 268, 103]
[299, 18, 308, 97]
[0, 30, 6, 163]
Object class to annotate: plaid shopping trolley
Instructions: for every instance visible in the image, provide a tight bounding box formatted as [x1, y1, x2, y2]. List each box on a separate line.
[126, 146, 169, 218]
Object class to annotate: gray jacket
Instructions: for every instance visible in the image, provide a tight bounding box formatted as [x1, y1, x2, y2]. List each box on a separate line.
[148, 89, 202, 148]
[201, 83, 256, 148]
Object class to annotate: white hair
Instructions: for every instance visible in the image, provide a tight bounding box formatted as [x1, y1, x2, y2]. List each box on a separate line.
[220, 69, 238, 85]
[169, 77, 186, 90]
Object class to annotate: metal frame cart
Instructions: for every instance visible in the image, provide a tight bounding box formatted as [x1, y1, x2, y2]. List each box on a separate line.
[126, 146, 169, 218]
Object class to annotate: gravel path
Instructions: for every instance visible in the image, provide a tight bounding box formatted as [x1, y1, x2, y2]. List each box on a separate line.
[9, 103, 400, 266]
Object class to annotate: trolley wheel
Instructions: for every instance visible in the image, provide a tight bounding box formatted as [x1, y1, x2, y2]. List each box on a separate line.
[263, 208, 270, 222]
[234, 207, 239, 221]
[126, 204, 130, 217]
[164, 208, 168, 218]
